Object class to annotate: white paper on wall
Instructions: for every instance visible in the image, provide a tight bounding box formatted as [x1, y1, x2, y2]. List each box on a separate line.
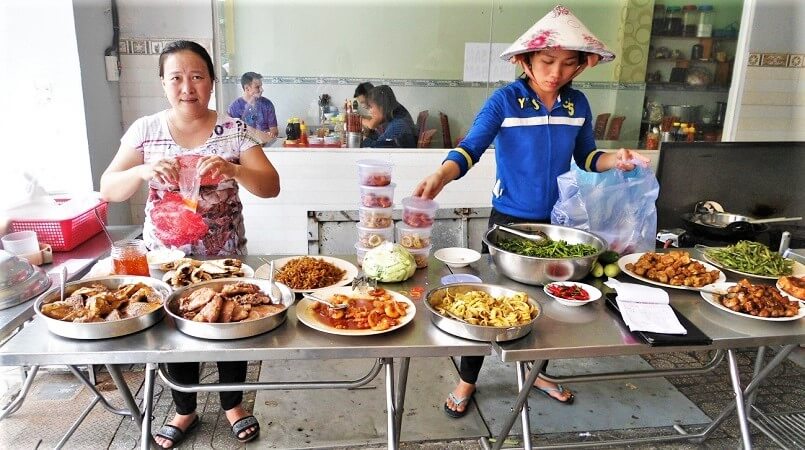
[463, 43, 515, 82]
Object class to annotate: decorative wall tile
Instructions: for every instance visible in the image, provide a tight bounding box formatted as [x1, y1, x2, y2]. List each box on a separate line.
[760, 53, 789, 67]
[789, 54, 803, 68]
[130, 39, 147, 55]
[220, 76, 645, 91]
[148, 40, 163, 54]
[747, 53, 761, 66]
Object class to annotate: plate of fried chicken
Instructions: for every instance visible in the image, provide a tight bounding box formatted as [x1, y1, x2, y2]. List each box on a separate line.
[165, 278, 294, 339]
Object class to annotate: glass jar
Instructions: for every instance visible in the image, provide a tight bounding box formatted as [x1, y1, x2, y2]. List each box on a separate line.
[697, 5, 714, 37]
[682, 5, 699, 37]
[111, 239, 150, 276]
[664, 7, 683, 37]
[652, 4, 666, 35]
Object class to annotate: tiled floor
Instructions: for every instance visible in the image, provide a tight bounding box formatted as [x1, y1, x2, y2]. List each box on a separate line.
[0, 347, 802, 449]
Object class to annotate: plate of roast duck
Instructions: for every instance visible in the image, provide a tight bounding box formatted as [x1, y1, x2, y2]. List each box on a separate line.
[165, 278, 294, 339]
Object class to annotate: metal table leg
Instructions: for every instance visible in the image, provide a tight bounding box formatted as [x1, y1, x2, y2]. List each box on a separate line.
[516, 361, 533, 450]
[746, 346, 766, 416]
[727, 349, 752, 450]
[0, 365, 39, 421]
[106, 364, 143, 429]
[382, 358, 399, 450]
[393, 357, 410, 445]
[483, 359, 543, 450]
[54, 396, 100, 450]
[140, 363, 158, 450]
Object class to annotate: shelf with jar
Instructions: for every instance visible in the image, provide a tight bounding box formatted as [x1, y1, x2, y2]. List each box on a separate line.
[645, 82, 730, 92]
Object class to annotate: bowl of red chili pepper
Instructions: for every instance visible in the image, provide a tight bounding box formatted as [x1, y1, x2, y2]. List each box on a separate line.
[543, 282, 601, 307]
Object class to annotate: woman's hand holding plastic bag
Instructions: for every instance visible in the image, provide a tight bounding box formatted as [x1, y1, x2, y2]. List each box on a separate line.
[551, 162, 659, 255]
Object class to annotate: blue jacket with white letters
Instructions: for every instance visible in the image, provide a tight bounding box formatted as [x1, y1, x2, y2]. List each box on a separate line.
[444, 78, 604, 220]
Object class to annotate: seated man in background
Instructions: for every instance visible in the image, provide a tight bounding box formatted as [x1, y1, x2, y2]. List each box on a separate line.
[227, 72, 279, 143]
[361, 85, 417, 148]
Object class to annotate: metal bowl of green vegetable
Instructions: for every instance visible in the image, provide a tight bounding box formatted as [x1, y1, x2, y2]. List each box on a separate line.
[484, 223, 606, 286]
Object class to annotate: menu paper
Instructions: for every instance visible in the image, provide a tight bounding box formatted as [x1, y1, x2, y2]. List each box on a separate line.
[605, 278, 687, 335]
[463, 43, 515, 82]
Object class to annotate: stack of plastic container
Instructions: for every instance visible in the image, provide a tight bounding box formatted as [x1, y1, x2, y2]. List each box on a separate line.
[355, 160, 395, 266]
[399, 196, 438, 268]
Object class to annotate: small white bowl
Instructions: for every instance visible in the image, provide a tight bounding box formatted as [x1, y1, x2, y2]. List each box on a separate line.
[146, 248, 186, 269]
[543, 282, 602, 307]
[434, 247, 481, 268]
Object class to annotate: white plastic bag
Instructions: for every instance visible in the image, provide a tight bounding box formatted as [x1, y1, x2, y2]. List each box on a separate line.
[551, 164, 659, 254]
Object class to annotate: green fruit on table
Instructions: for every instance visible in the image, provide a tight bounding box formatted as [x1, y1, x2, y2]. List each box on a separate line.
[599, 250, 620, 265]
[591, 262, 604, 278]
[604, 263, 621, 278]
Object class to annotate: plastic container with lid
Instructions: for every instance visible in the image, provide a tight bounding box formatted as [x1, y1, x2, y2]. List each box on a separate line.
[407, 245, 432, 269]
[357, 159, 393, 186]
[682, 5, 699, 37]
[358, 205, 393, 228]
[396, 223, 432, 249]
[355, 243, 370, 267]
[697, 5, 714, 37]
[359, 183, 396, 208]
[356, 224, 394, 249]
[401, 196, 438, 228]
[664, 6, 683, 36]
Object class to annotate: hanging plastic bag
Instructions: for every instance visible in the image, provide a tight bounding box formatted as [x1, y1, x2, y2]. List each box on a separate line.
[551, 164, 659, 254]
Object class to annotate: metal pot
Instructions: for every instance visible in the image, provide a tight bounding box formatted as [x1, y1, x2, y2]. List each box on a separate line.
[166, 278, 294, 340]
[424, 283, 540, 342]
[35, 276, 169, 340]
[483, 223, 606, 286]
[663, 104, 702, 123]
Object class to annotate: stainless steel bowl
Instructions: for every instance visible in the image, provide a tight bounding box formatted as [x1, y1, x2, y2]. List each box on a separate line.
[484, 223, 606, 286]
[424, 283, 540, 342]
[35, 275, 170, 340]
[166, 278, 294, 340]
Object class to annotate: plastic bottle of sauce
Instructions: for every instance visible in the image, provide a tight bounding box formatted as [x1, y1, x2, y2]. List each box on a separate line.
[687, 126, 696, 142]
[299, 121, 309, 146]
[111, 239, 150, 276]
[646, 127, 660, 150]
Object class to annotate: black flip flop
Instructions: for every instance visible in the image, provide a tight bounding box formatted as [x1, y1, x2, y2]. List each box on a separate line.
[443, 391, 474, 419]
[531, 383, 575, 405]
[155, 415, 200, 449]
[231, 415, 261, 444]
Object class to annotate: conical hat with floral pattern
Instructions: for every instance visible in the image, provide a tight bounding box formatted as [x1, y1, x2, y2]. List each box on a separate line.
[499, 4, 615, 63]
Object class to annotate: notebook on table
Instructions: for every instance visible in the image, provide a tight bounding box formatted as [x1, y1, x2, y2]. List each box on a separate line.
[605, 293, 712, 347]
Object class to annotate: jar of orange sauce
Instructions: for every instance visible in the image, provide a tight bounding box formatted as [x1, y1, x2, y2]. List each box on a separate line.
[111, 239, 150, 276]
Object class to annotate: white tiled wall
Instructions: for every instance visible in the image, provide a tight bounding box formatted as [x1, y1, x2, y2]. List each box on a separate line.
[735, 66, 805, 141]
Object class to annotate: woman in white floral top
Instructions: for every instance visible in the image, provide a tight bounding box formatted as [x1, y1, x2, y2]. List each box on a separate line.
[101, 40, 278, 447]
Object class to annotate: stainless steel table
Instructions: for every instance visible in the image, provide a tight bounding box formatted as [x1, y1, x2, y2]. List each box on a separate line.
[0, 225, 142, 342]
[0, 255, 491, 450]
[462, 252, 805, 450]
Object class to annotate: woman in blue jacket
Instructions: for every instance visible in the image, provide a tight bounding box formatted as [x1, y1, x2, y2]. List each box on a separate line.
[361, 85, 417, 148]
[414, 5, 648, 418]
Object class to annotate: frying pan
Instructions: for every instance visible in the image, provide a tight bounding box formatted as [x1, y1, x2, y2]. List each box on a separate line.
[681, 212, 769, 239]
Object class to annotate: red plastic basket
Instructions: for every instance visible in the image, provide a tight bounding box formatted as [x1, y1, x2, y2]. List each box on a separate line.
[10, 199, 109, 252]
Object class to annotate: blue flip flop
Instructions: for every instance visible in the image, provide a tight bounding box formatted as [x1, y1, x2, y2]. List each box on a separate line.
[532, 383, 575, 404]
[443, 391, 474, 418]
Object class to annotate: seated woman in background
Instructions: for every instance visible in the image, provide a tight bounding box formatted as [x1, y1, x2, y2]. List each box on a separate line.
[100, 40, 280, 448]
[353, 81, 374, 112]
[361, 85, 417, 148]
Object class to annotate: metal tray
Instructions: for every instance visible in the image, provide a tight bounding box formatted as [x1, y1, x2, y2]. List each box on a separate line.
[424, 283, 540, 342]
[35, 275, 170, 340]
[165, 278, 294, 340]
